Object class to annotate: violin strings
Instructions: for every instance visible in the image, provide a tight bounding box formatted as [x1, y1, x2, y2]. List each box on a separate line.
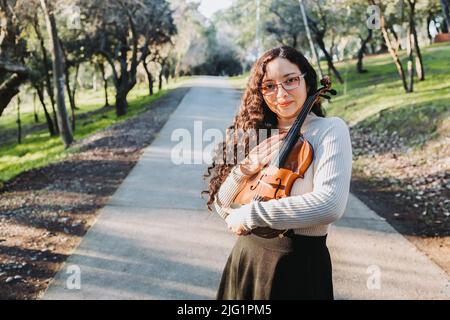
[248, 84, 331, 235]
[251, 85, 330, 203]
[276, 87, 329, 166]
[274, 94, 315, 166]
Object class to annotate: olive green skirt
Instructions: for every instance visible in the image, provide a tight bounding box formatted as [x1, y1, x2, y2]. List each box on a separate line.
[216, 232, 333, 300]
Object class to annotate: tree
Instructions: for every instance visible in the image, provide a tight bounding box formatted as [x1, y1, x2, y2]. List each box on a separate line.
[16, 95, 22, 144]
[441, 0, 450, 29]
[216, 0, 278, 62]
[0, 0, 30, 117]
[370, 0, 426, 93]
[157, 44, 172, 91]
[140, 0, 177, 95]
[425, 0, 443, 44]
[170, 0, 209, 77]
[407, 0, 425, 82]
[93, 56, 111, 107]
[188, 22, 243, 76]
[59, 32, 89, 131]
[342, 1, 374, 73]
[371, 0, 410, 92]
[265, 0, 307, 48]
[27, 41, 57, 136]
[305, 0, 344, 83]
[81, 0, 175, 116]
[29, 11, 59, 133]
[39, 0, 73, 147]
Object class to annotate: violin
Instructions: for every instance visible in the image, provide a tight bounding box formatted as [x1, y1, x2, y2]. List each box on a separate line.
[230, 76, 337, 238]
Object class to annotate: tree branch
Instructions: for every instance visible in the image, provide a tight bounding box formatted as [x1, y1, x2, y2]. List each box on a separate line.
[94, 49, 119, 87]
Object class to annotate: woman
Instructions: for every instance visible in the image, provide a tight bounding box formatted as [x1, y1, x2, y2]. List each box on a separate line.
[202, 46, 352, 300]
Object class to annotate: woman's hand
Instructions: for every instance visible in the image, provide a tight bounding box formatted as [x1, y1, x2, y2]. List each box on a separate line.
[225, 206, 252, 236]
[239, 132, 287, 176]
[228, 224, 250, 236]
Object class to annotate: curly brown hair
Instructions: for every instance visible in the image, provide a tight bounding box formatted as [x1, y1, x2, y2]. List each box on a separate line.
[201, 45, 325, 211]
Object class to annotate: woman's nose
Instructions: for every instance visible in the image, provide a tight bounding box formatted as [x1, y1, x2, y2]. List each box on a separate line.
[276, 85, 288, 99]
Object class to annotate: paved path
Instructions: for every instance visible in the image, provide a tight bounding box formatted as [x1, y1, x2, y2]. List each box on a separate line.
[43, 76, 450, 300]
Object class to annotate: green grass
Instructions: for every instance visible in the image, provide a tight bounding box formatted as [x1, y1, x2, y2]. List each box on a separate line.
[228, 72, 250, 89]
[324, 42, 450, 146]
[229, 43, 450, 148]
[0, 77, 190, 183]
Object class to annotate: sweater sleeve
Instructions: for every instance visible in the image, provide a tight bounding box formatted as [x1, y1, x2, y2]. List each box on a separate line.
[213, 165, 248, 219]
[243, 117, 352, 230]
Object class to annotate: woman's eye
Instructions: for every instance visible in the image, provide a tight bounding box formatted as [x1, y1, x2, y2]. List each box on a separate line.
[265, 84, 275, 90]
[286, 77, 298, 84]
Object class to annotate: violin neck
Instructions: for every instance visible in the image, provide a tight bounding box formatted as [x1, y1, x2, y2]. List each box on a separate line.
[270, 93, 317, 168]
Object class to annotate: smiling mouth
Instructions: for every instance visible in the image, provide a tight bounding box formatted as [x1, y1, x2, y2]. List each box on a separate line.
[278, 101, 293, 107]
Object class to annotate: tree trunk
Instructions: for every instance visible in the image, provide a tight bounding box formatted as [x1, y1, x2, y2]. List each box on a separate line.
[292, 34, 297, 49]
[316, 36, 344, 83]
[0, 72, 27, 117]
[426, 13, 433, 44]
[441, 0, 450, 31]
[408, 0, 424, 81]
[143, 59, 154, 96]
[33, 92, 39, 123]
[16, 96, 22, 144]
[98, 8, 140, 118]
[33, 18, 58, 133]
[413, 29, 424, 81]
[328, 29, 335, 62]
[158, 60, 166, 91]
[68, 64, 80, 130]
[113, 48, 134, 116]
[72, 64, 80, 110]
[40, 0, 73, 147]
[149, 72, 154, 95]
[299, 0, 324, 79]
[357, 29, 372, 73]
[158, 69, 163, 91]
[49, 88, 59, 134]
[35, 85, 56, 136]
[115, 88, 128, 117]
[64, 65, 76, 131]
[388, 26, 402, 50]
[175, 52, 182, 80]
[380, 16, 408, 92]
[406, 28, 414, 93]
[443, 18, 449, 33]
[98, 62, 110, 107]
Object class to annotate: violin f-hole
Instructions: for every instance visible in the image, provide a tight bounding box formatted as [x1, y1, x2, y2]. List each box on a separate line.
[273, 178, 282, 199]
[250, 180, 260, 191]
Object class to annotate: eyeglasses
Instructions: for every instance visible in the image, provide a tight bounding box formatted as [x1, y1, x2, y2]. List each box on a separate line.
[260, 73, 307, 97]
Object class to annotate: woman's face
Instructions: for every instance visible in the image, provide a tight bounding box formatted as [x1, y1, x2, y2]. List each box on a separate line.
[261, 57, 308, 125]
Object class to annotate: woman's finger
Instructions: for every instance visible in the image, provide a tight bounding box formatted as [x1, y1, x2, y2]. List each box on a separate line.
[249, 132, 286, 156]
[259, 139, 284, 158]
[255, 133, 285, 150]
[262, 134, 287, 151]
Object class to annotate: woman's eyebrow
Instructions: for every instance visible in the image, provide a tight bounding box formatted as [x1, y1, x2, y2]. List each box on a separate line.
[263, 72, 297, 82]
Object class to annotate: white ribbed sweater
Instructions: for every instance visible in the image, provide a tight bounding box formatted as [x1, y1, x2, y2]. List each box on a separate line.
[213, 112, 353, 236]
